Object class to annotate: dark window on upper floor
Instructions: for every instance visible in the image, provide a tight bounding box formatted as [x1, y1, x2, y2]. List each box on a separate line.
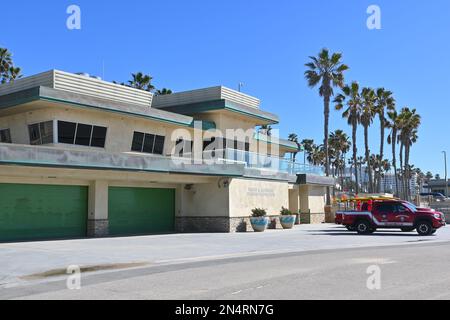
[57, 121, 107, 148]
[175, 139, 193, 157]
[0, 128, 12, 143]
[131, 131, 165, 155]
[28, 121, 54, 145]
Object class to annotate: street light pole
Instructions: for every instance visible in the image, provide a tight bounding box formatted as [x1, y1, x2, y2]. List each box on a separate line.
[443, 151, 448, 197]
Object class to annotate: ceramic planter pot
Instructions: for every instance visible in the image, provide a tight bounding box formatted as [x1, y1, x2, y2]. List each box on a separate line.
[250, 217, 269, 232]
[280, 215, 297, 229]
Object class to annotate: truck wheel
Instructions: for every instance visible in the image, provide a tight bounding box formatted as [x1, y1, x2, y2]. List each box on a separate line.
[355, 220, 372, 235]
[401, 227, 415, 232]
[416, 221, 433, 236]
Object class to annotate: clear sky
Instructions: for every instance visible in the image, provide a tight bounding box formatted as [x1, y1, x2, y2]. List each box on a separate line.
[2, 0, 449, 175]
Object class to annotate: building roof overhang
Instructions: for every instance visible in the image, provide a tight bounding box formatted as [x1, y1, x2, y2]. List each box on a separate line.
[154, 99, 279, 125]
[0, 86, 195, 127]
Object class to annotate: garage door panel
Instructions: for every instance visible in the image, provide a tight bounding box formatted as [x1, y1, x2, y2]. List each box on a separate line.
[109, 187, 175, 236]
[0, 184, 88, 242]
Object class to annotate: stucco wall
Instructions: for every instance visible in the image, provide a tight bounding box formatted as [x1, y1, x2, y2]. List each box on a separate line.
[0, 106, 190, 155]
[229, 178, 289, 218]
[179, 180, 230, 218]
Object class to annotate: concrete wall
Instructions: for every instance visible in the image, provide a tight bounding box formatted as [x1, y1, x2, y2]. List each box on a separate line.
[298, 185, 326, 224]
[229, 178, 289, 217]
[0, 105, 188, 156]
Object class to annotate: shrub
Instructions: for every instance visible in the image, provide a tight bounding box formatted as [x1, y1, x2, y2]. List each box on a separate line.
[280, 207, 293, 216]
[251, 208, 267, 218]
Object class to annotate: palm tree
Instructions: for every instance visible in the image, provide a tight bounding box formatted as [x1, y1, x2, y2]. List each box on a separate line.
[335, 82, 363, 194]
[155, 88, 173, 95]
[301, 139, 315, 165]
[306, 144, 326, 167]
[128, 72, 155, 92]
[305, 49, 349, 204]
[329, 130, 351, 188]
[374, 88, 395, 192]
[288, 133, 302, 162]
[397, 107, 421, 200]
[5, 66, 22, 83]
[361, 87, 376, 193]
[0, 48, 12, 80]
[387, 110, 400, 197]
[357, 156, 366, 192]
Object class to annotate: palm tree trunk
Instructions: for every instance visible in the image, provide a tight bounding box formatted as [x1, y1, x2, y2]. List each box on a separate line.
[364, 125, 373, 193]
[392, 129, 399, 197]
[378, 113, 385, 193]
[352, 122, 359, 194]
[399, 142, 404, 199]
[405, 143, 411, 201]
[324, 95, 331, 206]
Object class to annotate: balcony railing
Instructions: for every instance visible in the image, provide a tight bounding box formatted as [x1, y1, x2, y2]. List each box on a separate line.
[200, 149, 324, 176]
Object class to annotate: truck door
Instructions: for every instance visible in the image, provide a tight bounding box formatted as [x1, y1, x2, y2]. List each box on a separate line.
[372, 203, 393, 227]
[389, 203, 414, 227]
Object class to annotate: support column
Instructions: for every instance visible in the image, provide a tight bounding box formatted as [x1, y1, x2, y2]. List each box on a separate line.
[87, 180, 109, 237]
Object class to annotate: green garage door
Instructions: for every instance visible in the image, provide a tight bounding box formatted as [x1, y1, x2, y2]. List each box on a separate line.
[0, 184, 88, 242]
[108, 187, 175, 236]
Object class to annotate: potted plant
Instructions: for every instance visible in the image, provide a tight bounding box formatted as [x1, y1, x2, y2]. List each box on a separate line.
[279, 207, 296, 229]
[250, 208, 269, 232]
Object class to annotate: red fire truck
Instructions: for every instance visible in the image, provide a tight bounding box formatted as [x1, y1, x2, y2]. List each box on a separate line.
[336, 198, 446, 236]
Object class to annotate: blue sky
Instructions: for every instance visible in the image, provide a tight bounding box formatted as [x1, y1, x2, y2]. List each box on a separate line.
[2, 0, 449, 175]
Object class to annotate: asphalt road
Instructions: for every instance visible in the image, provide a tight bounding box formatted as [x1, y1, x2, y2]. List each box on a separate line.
[3, 241, 450, 300]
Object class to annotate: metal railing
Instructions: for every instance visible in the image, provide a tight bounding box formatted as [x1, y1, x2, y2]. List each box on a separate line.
[200, 148, 324, 176]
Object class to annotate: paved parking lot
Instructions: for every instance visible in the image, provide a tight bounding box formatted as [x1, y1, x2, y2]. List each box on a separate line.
[1, 224, 450, 288]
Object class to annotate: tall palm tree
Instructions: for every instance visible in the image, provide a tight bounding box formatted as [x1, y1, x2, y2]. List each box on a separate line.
[397, 107, 421, 200]
[329, 130, 351, 188]
[335, 82, 363, 194]
[0, 48, 12, 78]
[361, 87, 376, 193]
[128, 72, 155, 92]
[301, 139, 315, 165]
[374, 88, 395, 192]
[387, 110, 400, 197]
[357, 156, 366, 191]
[288, 133, 301, 162]
[305, 49, 349, 204]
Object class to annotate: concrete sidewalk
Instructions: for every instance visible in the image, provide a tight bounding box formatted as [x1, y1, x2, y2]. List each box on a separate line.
[1, 224, 450, 288]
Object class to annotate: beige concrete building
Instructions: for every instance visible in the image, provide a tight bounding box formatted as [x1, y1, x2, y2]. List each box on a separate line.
[0, 70, 333, 242]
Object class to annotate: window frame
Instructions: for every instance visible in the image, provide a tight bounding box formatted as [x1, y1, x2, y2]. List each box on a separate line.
[28, 120, 55, 145]
[56, 120, 107, 148]
[131, 131, 166, 155]
[0, 128, 12, 144]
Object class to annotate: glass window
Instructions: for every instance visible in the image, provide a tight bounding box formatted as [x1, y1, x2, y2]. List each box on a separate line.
[0, 129, 12, 143]
[143, 134, 155, 153]
[131, 132, 145, 152]
[75, 123, 93, 146]
[58, 121, 77, 144]
[91, 126, 107, 148]
[29, 121, 54, 145]
[153, 135, 165, 155]
[29, 123, 41, 145]
[40, 121, 54, 144]
[131, 131, 165, 155]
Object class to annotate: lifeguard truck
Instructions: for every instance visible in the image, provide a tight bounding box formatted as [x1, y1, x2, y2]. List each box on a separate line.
[336, 197, 446, 236]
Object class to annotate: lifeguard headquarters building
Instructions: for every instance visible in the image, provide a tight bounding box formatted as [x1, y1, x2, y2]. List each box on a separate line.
[0, 70, 333, 242]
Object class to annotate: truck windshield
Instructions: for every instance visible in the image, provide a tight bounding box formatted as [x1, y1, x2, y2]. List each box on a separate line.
[404, 202, 418, 212]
